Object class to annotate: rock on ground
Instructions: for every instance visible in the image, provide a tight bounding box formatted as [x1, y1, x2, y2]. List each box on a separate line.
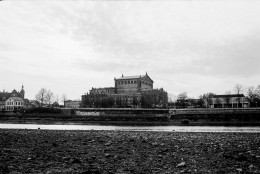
[0, 129, 260, 173]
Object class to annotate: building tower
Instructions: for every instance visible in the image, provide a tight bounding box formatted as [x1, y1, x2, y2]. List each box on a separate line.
[20, 84, 25, 99]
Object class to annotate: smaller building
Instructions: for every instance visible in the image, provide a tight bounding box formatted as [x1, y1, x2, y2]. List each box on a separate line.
[29, 100, 41, 108]
[0, 100, 5, 111]
[5, 97, 24, 111]
[209, 94, 249, 108]
[64, 100, 81, 108]
[52, 102, 60, 108]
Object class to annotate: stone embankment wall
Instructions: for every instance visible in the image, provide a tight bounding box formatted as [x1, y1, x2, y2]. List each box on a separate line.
[170, 108, 260, 121]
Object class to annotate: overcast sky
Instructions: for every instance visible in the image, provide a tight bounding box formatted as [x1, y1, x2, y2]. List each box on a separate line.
[0, 1, 260, 101]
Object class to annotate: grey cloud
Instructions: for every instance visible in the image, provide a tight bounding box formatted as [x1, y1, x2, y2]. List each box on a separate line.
[198, 35, 260, 78]
[75, 59, 136, 73]
[0, 43, 15, 52]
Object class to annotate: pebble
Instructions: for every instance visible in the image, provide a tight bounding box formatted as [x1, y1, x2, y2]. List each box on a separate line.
[177, 162, 186, 168]
[1, 129, 260, 173]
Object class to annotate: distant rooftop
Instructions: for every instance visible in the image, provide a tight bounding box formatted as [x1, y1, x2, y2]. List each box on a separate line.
[211, 94, 245, 98]
[117, 75, 146, 80]
[7, 97, 24, 102]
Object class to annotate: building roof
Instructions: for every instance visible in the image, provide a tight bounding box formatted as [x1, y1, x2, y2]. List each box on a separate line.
[116, 75, 146, 80]
[12, 89, 18, 93]
[211, 94, 245, 98]
[7, 97, 24, 102]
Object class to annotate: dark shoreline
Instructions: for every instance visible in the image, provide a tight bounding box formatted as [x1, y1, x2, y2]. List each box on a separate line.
[1, 129, 260, 173]
[1, 118, 260, 127]
[1, 111, 260, 126]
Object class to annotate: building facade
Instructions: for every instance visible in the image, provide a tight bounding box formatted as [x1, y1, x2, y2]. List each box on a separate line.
[88, 73, 154, 96]
[0, 85, 25, 111]
[208, 94, 249, 108]
[64, 100, 81, 108]
[82, 73, 167, 108]
[5, 97, 24, 111]
[83, 73, 153, 108]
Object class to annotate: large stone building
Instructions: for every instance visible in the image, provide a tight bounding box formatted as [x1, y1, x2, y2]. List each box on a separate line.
[0, 85, 25, 111]
[82, 73, 167, 108]
[89, 73, 153, 95]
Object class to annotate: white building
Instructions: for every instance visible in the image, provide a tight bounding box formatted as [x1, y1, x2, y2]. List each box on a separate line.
[5, 97, 24, 111]
[208, 94, 249, 108]
[64, 100, 81, 108]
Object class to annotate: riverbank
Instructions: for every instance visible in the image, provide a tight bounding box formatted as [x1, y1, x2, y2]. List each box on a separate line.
[0, 117, 260, 127]
[1, 107, 260, 126]
[1, 115, 260, 126]
[1, 129, 260, 173]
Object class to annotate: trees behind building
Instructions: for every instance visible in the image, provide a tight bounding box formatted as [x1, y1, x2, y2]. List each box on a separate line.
[82, 94, 114, 108]
[140, 88, 168, 108]
[246, 85, 260, 107]
[81, 88, 168, 108]
[35, 88, 55, 107]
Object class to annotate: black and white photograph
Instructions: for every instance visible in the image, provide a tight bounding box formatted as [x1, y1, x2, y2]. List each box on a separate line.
[0, 0, 260, 173]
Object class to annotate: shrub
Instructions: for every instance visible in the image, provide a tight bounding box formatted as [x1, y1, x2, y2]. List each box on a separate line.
[24, 107, 62, 114]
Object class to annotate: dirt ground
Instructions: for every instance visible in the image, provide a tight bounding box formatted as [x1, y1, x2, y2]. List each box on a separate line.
[0, 129, 260, 174]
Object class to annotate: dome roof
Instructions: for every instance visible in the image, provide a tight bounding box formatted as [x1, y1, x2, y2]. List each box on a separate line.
[12, 89, 17, 93]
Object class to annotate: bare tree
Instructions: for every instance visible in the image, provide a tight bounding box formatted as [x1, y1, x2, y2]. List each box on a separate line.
[176, 92, 188, 108]
[177, 92, 188, 101]
[61, 94, 67, 107]
[199, 92, 215, 108]
[247, 86, 255, 98]
[35, 88, 47, 107]
[233, 84, 244, 94]
[246, 86, 260, 107]
[223, 91, 232, 107]
[45, 90, 54, 107]
[255, 85, 260, 97]
[233, 84, 244, 106]
[55, 94, 59, 104]
[215, 97, 222, 108]
[168, 93, 177, 103]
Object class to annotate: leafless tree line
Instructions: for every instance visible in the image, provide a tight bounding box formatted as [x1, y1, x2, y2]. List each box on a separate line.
[169, 84, 260, 108]
[35, 88, 67, 107]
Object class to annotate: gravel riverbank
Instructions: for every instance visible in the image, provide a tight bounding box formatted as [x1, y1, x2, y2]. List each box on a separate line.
[1, 129, 260, 173]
